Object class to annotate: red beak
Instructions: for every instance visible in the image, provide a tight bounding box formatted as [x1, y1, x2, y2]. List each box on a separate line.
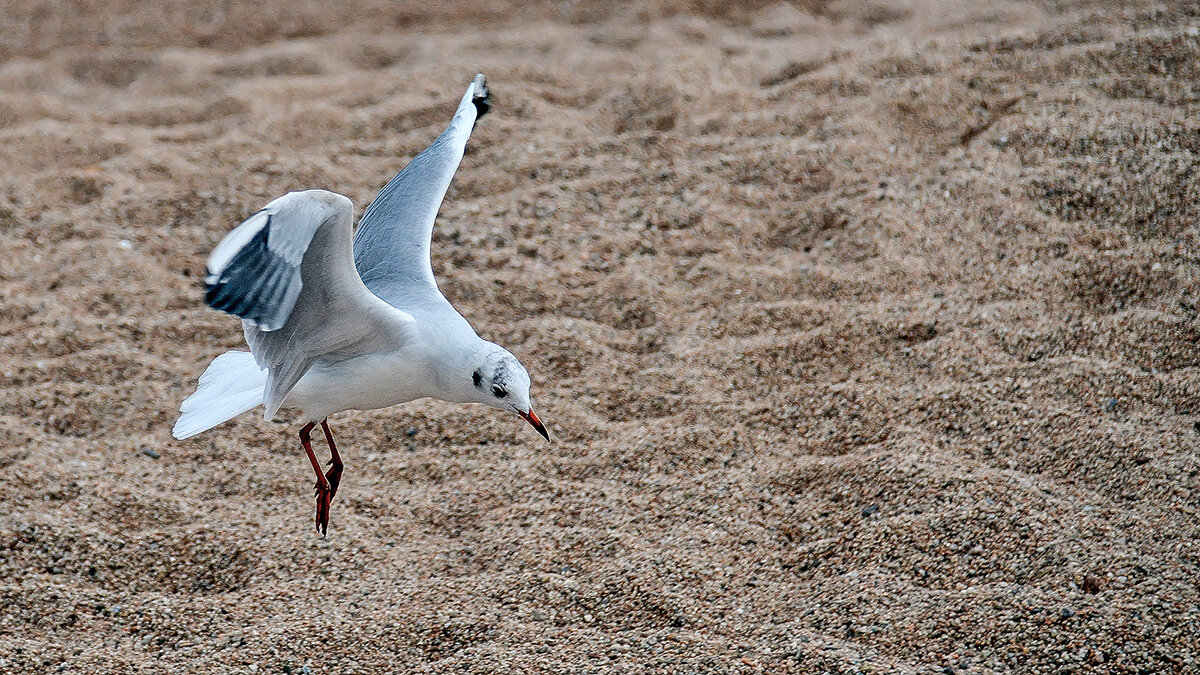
[519, 408, 550, 441]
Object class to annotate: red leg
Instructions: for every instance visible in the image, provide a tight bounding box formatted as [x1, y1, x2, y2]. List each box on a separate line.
[320, 418, 343, 501]
[300, 421, 332, 536]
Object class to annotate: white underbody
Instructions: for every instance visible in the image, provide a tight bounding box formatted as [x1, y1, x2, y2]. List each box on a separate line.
[282, 342, 434, 420]
[171, 298, 485, 440]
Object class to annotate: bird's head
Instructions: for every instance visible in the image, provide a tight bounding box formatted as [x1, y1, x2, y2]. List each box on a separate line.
[469, 344, 549, 441]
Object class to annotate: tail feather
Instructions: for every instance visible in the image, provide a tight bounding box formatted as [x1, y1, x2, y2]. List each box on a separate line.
[173, 350, 267, 440]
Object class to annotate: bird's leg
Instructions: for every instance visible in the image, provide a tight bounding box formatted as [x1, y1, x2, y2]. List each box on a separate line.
[319, 418, 343, 501]
[300, 421, 333, 536]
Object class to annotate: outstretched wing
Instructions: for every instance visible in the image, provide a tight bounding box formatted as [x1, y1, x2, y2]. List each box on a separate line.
[205, 189, 415, 418]
[353, 73, 490, 302]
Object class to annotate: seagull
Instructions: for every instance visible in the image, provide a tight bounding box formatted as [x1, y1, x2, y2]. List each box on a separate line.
[172, 74, 549, 535]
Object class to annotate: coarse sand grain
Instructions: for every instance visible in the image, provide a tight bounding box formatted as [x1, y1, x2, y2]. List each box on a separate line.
[1, 1, 1199, 673]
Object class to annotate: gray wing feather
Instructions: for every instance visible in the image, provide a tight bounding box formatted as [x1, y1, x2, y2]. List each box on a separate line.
[354, 74, 490, 303]
[205, 190, 416, 418]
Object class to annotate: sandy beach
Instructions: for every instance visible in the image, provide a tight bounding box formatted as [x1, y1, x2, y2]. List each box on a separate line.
[1, 1, 1198, 672]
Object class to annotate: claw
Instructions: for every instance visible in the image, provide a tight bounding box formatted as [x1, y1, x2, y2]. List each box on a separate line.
[314, 479, 332, 536]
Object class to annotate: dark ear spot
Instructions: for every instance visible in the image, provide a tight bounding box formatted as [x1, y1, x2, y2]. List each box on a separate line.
[472, 370, 483, 388]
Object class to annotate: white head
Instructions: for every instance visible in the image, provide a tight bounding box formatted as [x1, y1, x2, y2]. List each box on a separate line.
[463, 343, 549, 441]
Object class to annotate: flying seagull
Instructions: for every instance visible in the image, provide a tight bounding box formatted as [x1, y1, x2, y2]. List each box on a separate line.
[172, 74, 548, 535]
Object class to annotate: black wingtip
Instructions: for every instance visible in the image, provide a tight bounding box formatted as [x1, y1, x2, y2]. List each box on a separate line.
[471, 73, 491, 119]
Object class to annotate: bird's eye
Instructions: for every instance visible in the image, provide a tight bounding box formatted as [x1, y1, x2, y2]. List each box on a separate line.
[492, 384, 508, 398]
